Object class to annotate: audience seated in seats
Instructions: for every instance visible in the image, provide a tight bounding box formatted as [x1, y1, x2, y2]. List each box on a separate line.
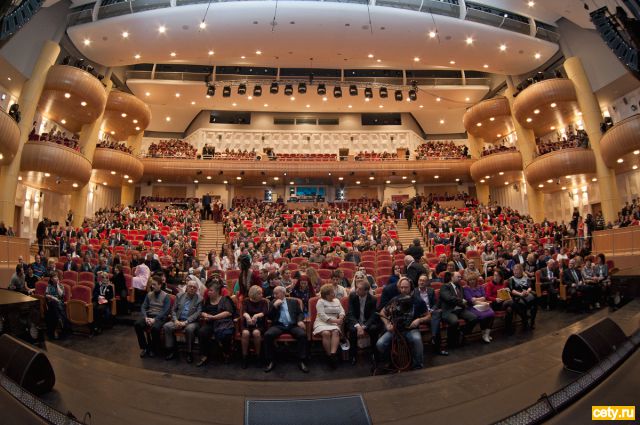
[8, 265, 33, 295]
[196, 280, 235, 367]
[405, 254, 427, 288]
[96, 139, 133, 154]
[354, 151, 398, 161]
[508, 264, 538, 329]
[485, 270, 515, 335]
[536, 128, 589, 156]
[463, 272, 495, 343]
[28, 130, 81, 151]
[538, 259, 560, 310]
[562, 258, 597, 313]
[44, 274, 72, 339]
[147, 139, 197, 158]
[212, 148, 257, 160]
[136, 277, 170, 358]
[376, 277, 428, 370]
[271, 152, 337, 161]
[289, 275, 315, 316]
[313, 284, 346, 369]
[481, 144, 517, 156]
[92, 272, 114, 334]
[263, 286, 309, 373]
[439, 272, 478, 349]
[415, 274, 448, 356]
[239, 285, 269, 368]
[164, 280, 202, 363]
[346, 279, 381, 364]
[415, 141, 468, 160]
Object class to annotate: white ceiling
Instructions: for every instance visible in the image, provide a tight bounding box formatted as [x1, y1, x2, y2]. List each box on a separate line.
[127, 79, 489, 133]
[67, 2, 558, 74]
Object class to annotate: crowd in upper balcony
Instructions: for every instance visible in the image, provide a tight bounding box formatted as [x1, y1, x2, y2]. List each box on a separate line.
[512, 70, 564, 97]
[536, 128, 589, 156]
[97, 140, 133, 154]
[354, 151, 399, 161]
[147, 139, 197, 158]
[615, 199, 640, 227]
[415, 141, 469, 160]
[481, 144, 518, 157]
[28, 125, 80, 151]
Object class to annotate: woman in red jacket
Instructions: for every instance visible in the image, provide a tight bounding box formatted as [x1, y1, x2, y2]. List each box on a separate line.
[484, 270, 514, 335]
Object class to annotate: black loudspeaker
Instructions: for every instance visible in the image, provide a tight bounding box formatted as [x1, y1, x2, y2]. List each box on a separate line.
[0, 334, 55, 394]
[562, 318, 628, 372]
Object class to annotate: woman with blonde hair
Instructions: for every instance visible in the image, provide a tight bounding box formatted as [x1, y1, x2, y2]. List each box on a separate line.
[306, 266, 321, 292]
[240, 285, 269, 368]
[313, 284, 345, 368]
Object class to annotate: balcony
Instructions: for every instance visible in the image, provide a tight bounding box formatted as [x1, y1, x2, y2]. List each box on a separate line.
[103, 91, 151, 140]
[38, 65, 107, 133]
[462, 97, 513, 143]
[470, 151, 522, 187]
[20, 142, 92, 193]
[512, 79, 580, 136]
[141, 157, 475, 185]
[524, 148, 596, 192]
[0, 110, 20, 165]
[600, 114, 640, 171]
[91, 148, 144, 187]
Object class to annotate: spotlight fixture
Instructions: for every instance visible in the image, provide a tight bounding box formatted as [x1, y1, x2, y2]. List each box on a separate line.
[270, 82, 279, 94]
[237, 84, 247, 95]
[394, 90, 403, 101]
[364, 87, 373, 98]
[379, 87, 388, 98]
[298, 82, 307, 94]
[284, 84, 293, 96]
[222, 86, 231, 97]
[206, 85, 215, 96]
[408, 89, 417, 101]
[349, 85, 358, 96]
[317, 84, 326, 95]
[253, 85, 262, 96]
[333, 86, 342, 98]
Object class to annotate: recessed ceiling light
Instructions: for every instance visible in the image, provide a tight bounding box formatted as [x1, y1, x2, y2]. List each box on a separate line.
[247, 96, 253, 100]
[236, 176, 242, 180]
[528, 1, 535, 7]
[64, 92, 71, 98]
[207, 176, 212, 180]
[402, 176, 407, 180]
[483, 64, 489, 68]
[538, 184, 544, 188]
[191, 101, 196, 105]
[634, 165, 638, 170]
[80, 101, 87, 106]
[465, 37, 474, 45]
[17, 176, 22, 181]
[419, 105, 424, 108]
[440, 119, 445, 124]
[306, 104, 310, 108]
[376, 59, 381, 63]
[44, 173, 50, 177]
[449, 60, 456, 65]
[368, 53, 374, 58]
[60, 119, 66, 124]
[550, 102, 557, 108]
[263, 103, 268, 107]
[273, 177, 279, 181]
[561, 186, 566, 190]
[208, 50, 214, 56]
[480, 179, 485, 183]
[145, 92, 150, 96]
[355, 181, 360, 184]
[465, 97, 470, 102]
[194, 180, 199, 184]
[499, 171, 504, 175]
[232, 102, 237, 106]
[199, 21, 206, 29]
[7, 77, 10, 81]
[436, 97, 441, 102]
[634, 150, 640, 155]
[617, 158, 624, 163]
[428, 31, 437, 38]
[111, 171, 117, 175]
[414, 57, 420, 62]
[476, 122, 482, 127]
[499, 44, 507, 51]
[262, 181, 267, 185]
[157, 179, 162, 182]
[124, 175, 129, 179]
[322, 97, 328, 102]
[175, 93, 180, 97]
[385, 180, 391, 184]
[240, 55, 246, 59]
[110, 130, 115, 135]
[256, 50, 262, 55]
[489, 117, 495, 121]
[485, 175, 490, 179]
[533, 109, 540, 114]
[133, 119, 138, 124]
[534, 52, 541, 59]
[348, 105, 352, 108]
[434, 175, 439, 179]
[135, 126, 140, 131]
[223, 180, 228, 184]
[364, 97, 370, 102]
[550, 126, 556, 130]
[379, 105, 383, 108]
[497, 133, 502, 137]
[369, 176, 375, 180]
[547, 179, 553, 183]
[592, 177, 598, 182]
[83, 39, 91, 46]
[287, 96, 295, 101]
[72, 183, 79, 188]
[455, 178, 460, 182]
[170, 52, 176, 57]
[158, 25, 166, 33]
[121, 113, 127, 117]
[338, 177, 344, 181]
[134, 54, 141, 59]
[165, 116, 171, 122]
[411, 179, 417, 183]
[122, 31, 129, 38]
[526, 117, 532, 122]
[128, 179, 133, 183]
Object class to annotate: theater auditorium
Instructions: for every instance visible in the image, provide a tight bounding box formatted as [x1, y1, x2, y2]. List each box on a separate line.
[0, 0, 639, 424]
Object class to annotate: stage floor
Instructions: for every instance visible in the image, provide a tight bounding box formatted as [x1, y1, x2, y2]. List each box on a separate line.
[35, 300, 640, 425]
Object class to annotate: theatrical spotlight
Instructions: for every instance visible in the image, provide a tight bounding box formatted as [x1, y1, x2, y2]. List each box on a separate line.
[237, 84, 246, 95]
[253, 85, 262, 96]
[317, 84, 326, 95]
[333, 86, 342, 98]
[206, 85, 215, 96]
[298, 82, 307, 94]
[408, 88, 417, 101]
[349, 85, 358, 96]
[284, 84, 294, 96]
[379, 87, 388, 98]
[223, 86, 231, 97]
[364, 87, 373, 98]
[270, 82, 279, 94]
[395, 90, 403, 101]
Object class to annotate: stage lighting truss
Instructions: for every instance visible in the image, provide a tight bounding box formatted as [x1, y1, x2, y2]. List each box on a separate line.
[202, 80, 419, 101]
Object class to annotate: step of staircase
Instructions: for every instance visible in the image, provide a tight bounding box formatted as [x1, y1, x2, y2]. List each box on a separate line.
[197, 222, 226, 262]
[395, 220, 425, 250]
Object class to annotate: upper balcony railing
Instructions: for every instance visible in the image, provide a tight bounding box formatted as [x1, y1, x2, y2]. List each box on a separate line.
[68, 0, 559, 43]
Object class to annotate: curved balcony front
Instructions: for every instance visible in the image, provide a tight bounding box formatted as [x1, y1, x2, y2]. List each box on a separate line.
[524, 148, 596, 192]
[470, 151, 523, 187]
[0, 110, 21, 165]
[600, 114, 640, 171]
[103, 91, 151, 139]
[20, 142, 92, 193]
[512, 79, 580, 136]
[38, 65, 107, 133]
[141, 158, 475, 185]
[91, 148, 144, 187]
[463, 97, 514, 143]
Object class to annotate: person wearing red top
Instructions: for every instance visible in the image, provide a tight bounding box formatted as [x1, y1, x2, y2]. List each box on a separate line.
[484, 270, 514, 335]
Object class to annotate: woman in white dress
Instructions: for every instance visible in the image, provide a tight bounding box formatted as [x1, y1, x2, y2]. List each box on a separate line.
[313, 284, 345, 368]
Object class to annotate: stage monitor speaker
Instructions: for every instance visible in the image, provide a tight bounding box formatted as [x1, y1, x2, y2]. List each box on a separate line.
[0, 334, 55, 395]
[562, 318, 627, 372]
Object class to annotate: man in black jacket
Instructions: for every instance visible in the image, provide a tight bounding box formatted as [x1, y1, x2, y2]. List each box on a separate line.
[439, 272, 478, 348]
[405, 255, 427, 288]
[264, 286, 309, 373]
[346, 280, 381, 364]
[405, 238, 424, 261]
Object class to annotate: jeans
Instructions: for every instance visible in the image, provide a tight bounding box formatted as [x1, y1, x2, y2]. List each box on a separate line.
[376, 328, 423, 369]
